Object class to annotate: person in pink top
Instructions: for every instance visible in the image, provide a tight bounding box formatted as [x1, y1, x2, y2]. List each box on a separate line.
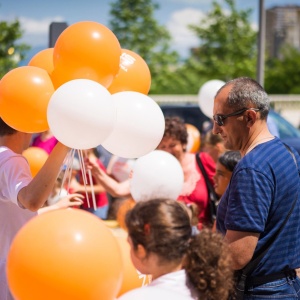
[31, 130, 58, 154]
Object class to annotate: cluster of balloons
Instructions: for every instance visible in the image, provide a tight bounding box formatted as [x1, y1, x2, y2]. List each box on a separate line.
[6, 150, 185, 298]
[0, 20, 164, 159]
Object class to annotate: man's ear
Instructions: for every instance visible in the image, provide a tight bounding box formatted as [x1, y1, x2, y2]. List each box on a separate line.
[136, 244, 147, 259]
[245, 110, 257, 126]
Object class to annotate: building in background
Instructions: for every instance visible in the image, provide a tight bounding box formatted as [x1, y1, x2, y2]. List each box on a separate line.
[266, 5, 300, 58]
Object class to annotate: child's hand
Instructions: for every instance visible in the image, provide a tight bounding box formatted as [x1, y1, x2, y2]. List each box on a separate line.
[38, 194, 84, 214]
[55, 193, 84, 209]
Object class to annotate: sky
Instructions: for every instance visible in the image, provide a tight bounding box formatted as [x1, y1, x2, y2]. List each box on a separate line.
[1, 0, 300, 60]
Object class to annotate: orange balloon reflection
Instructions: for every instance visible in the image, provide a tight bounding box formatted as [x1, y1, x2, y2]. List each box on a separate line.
[108, 49, 151, 95]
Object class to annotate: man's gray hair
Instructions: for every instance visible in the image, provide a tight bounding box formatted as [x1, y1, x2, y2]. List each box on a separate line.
[216, 77, 270, 120]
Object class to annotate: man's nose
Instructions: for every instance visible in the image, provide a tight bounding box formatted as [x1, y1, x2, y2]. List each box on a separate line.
[212, 122, 221, 135]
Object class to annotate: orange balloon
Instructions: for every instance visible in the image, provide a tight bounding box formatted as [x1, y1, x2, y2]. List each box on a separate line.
[52, 21, 121, 89]
[7, 209, 123, 300]
[108, 49, 151, 95]
[22, 146, 49, 177]
[115, 235, 151, 297]
[186, 123, 201, 153]
[28, 48, 54, 75]
[116, 197, 136, 231]
[0, 66, 54, 133]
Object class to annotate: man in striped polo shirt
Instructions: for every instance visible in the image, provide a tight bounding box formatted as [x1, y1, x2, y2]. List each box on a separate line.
[213, 77, 300, 299]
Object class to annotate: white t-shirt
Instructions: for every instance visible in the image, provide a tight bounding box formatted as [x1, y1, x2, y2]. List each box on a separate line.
[0, 147, 36, 300]
[118, 269, 198, 300]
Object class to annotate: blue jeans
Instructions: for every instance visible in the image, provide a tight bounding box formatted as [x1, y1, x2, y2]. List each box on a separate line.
[244, 275, 300, 299]
[82, 205, 109, 220]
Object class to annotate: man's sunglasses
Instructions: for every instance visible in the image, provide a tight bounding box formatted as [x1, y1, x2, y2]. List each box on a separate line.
[213, 107, 260, 126]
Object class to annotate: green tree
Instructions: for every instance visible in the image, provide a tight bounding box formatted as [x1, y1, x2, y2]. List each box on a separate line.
[265, 46, 300, 94]
[186, 0, 257, 83]
[109, 0, 180, 94]
[0, 19, 30, 78]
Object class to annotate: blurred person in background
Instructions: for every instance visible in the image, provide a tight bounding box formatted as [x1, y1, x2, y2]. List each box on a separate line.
[86, 116, 216, 229]
[201, 129, 226, 163]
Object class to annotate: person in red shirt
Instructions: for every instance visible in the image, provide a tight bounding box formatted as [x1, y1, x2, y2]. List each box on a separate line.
[157, 116, 216, 229]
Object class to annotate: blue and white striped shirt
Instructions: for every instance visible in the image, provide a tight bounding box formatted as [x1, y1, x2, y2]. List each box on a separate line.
[217, 137, 300, 276]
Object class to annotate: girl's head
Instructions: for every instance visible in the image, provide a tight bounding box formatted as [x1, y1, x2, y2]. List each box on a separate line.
[125, 198, 191, 267]
[214, 150, 241, 196]
[125, 198, 234, 300]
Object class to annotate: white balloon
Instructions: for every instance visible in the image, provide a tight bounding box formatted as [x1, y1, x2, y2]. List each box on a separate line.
[102, 91, 165, 158]
[198, 79, 225, 118]
[130, 150, 184, 202]
[47, 79, 116, 149]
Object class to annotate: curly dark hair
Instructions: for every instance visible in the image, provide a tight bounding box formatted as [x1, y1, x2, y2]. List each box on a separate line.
[125, 199, 234, 299]
[163, 116, 188, 146]
[186, 228, 234, 300]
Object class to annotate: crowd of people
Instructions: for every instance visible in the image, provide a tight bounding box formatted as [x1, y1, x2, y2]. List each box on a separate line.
[1, 76, 300, 300]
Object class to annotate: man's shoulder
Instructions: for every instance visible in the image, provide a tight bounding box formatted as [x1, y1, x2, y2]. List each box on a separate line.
[243, 138, 288, 163]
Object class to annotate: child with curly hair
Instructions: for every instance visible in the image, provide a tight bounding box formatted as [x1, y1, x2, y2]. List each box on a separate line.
[118, 198, 234, 300]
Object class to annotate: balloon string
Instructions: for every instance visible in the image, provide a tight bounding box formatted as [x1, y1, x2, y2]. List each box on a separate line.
[67, 149, 76, 194]
[88, 169, 97, 211]
[82, 150, 97, 211]
[60, 149, 74, 196]
[78, 149, 91, 208]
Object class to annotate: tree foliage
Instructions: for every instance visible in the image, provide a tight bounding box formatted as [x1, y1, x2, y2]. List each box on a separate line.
[265, 46, 300, 94]
[0, 20, 30, 78]
[109, 0, 179, 94]
[109, 0, 298, 95]
[185, 0, 257, 83]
